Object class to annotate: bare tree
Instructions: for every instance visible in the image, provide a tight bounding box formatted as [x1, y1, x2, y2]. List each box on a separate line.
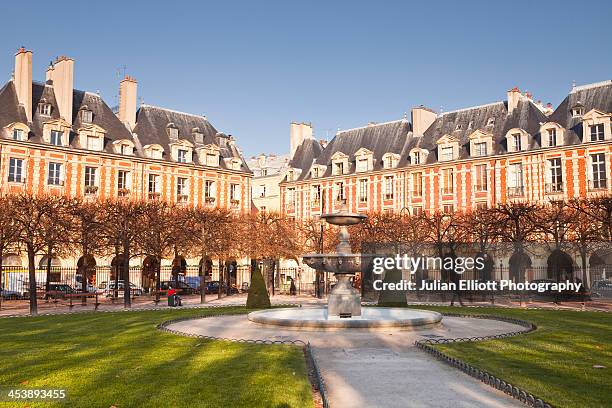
[38, 197, 73, 294]
[0, 197, 19, 310]
[99, 200, 147, 308]
[11, 194, 58, 315]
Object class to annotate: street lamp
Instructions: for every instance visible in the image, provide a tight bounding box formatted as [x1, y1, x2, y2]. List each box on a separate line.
[316, 217, 325, 299]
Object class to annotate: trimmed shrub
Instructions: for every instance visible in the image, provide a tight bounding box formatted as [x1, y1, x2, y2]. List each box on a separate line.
[246, 267, 271, 308]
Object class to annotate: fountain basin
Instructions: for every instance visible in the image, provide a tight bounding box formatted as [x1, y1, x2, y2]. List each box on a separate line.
[302, 253, 368, 273]
[248, 307, 443, 330]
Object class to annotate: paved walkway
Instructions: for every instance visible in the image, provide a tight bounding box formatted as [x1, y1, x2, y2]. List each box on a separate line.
[167, 311, 526, 408]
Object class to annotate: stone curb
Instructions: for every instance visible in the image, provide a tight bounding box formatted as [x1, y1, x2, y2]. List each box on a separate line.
[414, 314, 554, 408]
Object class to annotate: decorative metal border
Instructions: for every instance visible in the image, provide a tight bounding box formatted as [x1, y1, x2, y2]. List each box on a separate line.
[415, 314, 554, 408]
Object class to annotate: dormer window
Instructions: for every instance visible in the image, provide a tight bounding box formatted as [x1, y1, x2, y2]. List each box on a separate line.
[467, 121, 473, 130]
[86, 135, 102, 151]
[177, 149, 188, 163]
[12, 129, 24, 141]
[167, 123, 179, 140]
[354, 148, 374, 172]
[80, 108, 93, 123]
[216, 133, 227, 147]
[486, 117, 495, 127]
[473, 142, 487, 157]
[511, 133, 522, 151]
[334, 162, 344, 175]
[192, 128, 204, 144]
[571, 104, 584, 117]
[50, 130, 63, 146]
[198, 144, 220, 167]
[38, 103, 51, 116]
[112, 139, 135, 156]
[441, 146, 453, 161]
[231, 159, 241, 171]
[382, 153, 400, 169]
[455, 124, 462, 131]
[120, 144, 132, 155]
[144, 144, 164, 159]
[356, 158, 368, 172]
[591, 124, 605, 141]
[206, 153, 218, 166]
[539, 123, 565, 148]
[413, 151, 420, 164]
[312, 167, 319, 178]
[505, 128, 529, 152]
[287, 170, 295, 181]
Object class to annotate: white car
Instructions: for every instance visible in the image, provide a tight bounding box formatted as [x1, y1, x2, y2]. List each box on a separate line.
[97, 281, 144, 297]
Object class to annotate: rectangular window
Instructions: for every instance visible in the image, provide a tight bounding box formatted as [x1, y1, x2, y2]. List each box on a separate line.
[50, 130, 63, 146]
[311, 167, 319, 178]
[39, 104, 51, 116]
[358, 179, 368, 202]
[385, 156, 394, 168]
[384, 176, 394, 200]
[548, 129, 557, 146]
[474, 164, 487, 191]
[84, 166, 97, 187]
[286, 188, 295, 206]
[206, 153, 218, 166]
[334, 162, 344, 175]
[590, 124, 605, 142]
[441, 146, 453, 161]
[512, 134, 522, 151]
[412, 206, 423, 216]
[442, 168, 454, 194]
[8, 158, 23, 183]
[177, 177, 188, 201]
[507, 163, 524, 196]
[86, 136, 100, 151]
[312, 185, 321, 204]
[177, 149, 188, 163]
[412, 172, 423, 197]
[443, 204, 454, 214]
[474, 142, 487, 157]
[258, 185, 266, 197]
[204, 180, 214, 199]
[548, 158, 563, 193]
[117, 170, 129, 195]
[335, 182, 345, 202]
[591, 153, 607, 189]
[81, 110, 93, 123]
[47, 162, 62, 185]
[356, 158, 369, 172]
[120, 144, 132, 155]
[413, 152, 420, 165]
[230, 183, 240, 202]
[12, 129, 24, 141]
[148, 174, 159, 195]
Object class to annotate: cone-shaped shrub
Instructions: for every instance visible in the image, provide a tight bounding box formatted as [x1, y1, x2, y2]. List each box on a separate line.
[246, 267, 271, 308]
[377, 268, 407, 307]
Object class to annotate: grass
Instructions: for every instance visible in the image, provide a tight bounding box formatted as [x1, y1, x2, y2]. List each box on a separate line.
[0, 307, 313, 408]
[410, 305, 612, 408]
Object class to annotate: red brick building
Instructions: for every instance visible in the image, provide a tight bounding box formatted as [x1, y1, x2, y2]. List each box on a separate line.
[0, 48, 252, 211]
[281, 82, 612, 220]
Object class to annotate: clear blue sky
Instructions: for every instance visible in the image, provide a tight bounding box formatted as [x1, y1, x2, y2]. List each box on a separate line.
[1, 0, 610, 157]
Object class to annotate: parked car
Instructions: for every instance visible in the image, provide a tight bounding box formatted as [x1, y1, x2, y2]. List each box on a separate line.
[160, 280, 198, 295]
[0, 289, 20, 299]
[205, 281, 239, 295]
[97, 281, 144, 297]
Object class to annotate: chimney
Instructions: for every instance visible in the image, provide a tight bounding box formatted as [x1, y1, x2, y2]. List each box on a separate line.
[290, 122, 313, 158]
[507, 87, 522, 115]
[411, 106, 436, 136]
[45, 62, 54, 84]
[53, 56, 74, 123]
[118, 75, 138, 130]
[14, 47, 32, 123]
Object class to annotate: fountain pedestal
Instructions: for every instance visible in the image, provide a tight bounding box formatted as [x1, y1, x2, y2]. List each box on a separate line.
[328, 274, 361, 317]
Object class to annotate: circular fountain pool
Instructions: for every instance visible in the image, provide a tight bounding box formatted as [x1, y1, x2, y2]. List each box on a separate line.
[248, 307, 442, 330]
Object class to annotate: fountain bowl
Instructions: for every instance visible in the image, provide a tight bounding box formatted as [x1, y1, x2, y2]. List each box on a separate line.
[320, 212, 367, 226]
[248, 307, 443, 330]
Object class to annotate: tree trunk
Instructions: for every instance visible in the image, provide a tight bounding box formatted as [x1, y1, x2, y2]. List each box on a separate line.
[28, 248, 38, 315]
[155, 256, 161, 303]
[581, 247, 590, 289]
[45, 247, 52, 295]
[199, 259, 206, 304]
[0, 250, 3, 311]
[218, 260, 223, 300]
[123, 242, 131, 308]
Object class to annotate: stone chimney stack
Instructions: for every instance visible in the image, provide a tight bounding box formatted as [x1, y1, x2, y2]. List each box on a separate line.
[45, 62, 54, 84]
[53, 56, 74, 123]
[118, 75, 138, 130]
[290, 122, 313, 158]
[507, 87, 522, 115]
[411, 106, 437, 136]
[14, 47, 32, 123]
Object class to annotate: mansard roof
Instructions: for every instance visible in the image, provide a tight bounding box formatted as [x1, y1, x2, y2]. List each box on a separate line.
[549, 80, 612, 143]
[287, 138, 323, 180]
[307, 119, 411, 179]
[133, 105, 249, 172]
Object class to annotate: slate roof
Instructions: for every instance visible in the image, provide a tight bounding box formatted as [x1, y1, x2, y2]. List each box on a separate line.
[132, 105, 249, 172]
[548, 80, 612, 144]
[0, 79, 249, 173]
[287, 138, 323, 178]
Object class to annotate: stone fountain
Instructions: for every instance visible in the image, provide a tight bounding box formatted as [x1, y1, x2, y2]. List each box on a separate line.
[301, 208, 366, 317]
[247, 207, 442, 329]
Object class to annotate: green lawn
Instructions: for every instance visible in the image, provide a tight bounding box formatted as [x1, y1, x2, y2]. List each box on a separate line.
[411, 306, 612, 408]
[0, 307, 313, 408]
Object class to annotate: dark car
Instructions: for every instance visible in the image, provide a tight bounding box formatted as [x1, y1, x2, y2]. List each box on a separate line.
[160, 280, 198, 295]
[205, 281, 239, 295]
